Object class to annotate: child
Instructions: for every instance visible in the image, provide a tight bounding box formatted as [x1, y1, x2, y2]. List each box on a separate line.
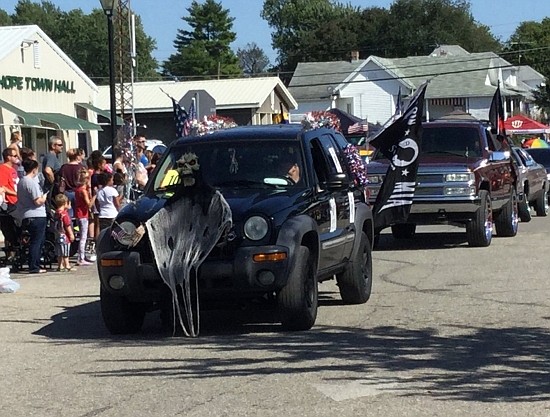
[96, 172, 121, 231]
[53, 193, 76, 272]
[74, 169, 95, 266]
[113, 170, 127, 209]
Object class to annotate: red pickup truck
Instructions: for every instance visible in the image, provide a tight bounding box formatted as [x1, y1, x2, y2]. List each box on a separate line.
[366, 119, 518, 247]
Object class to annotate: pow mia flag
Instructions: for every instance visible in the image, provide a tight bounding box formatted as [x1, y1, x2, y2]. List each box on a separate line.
[370, 81, 428, 233]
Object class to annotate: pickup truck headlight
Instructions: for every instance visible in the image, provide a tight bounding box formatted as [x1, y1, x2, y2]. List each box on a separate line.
[445, 173, 474, 182]
[444, 186, 476, 196]
[244, 216, 269, 241]
[111, 221, 145, 248]
[367, 174, 384, 184]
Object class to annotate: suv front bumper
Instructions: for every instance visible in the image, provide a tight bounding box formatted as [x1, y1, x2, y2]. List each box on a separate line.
[98, 245, 292, 303]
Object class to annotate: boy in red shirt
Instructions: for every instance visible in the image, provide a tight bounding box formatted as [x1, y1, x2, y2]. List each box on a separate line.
[0, 147, 20, 257]
[53, 194, 76, 272]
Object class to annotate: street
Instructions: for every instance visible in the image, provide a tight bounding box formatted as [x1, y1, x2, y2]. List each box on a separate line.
[1, 217, 549, 417]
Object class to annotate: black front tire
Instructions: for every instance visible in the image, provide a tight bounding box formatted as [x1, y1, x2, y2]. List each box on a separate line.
[100, 287, 146, 335]
[337, 231, 373, 304]
[466, 190, 493, 247]
[518, 196, 532, 222]
[277, 246, 317, 331]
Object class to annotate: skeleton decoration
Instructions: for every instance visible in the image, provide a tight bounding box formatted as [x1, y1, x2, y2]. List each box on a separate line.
[145, 153, 232, 336]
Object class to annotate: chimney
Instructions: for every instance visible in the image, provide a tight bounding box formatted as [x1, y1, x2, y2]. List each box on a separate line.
[350, 50, 360, 61]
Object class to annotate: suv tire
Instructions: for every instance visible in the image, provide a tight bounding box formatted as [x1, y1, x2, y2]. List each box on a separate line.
[337, 231, 373, 304]
[534, 188, 548, 217]
[518, 195, 532, 222]
[391, 223, 416, 239]
[277, 246, 317, 331]
[100, 287, 147, 334]
[466, 190, 492, 247]
[494, 187, 518, 237]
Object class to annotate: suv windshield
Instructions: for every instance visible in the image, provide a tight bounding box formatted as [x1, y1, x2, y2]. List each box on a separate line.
[372, 125, 483, 160]
[150, 139, 305, 193]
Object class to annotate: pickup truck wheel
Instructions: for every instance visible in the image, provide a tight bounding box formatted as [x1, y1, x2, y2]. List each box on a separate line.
[337, 231, 372, 304]
[277, 246, 317, 331]
[100, 287, 146, 334]
[391, 223, 416, 239]
[495, 187, 518, 237]
[466, 190, 493, 247]
[518, 197, 532, 222]
[534, 188, 548, 217]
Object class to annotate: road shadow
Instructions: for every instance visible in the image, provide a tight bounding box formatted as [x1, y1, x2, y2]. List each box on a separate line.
[33, 300, 550, 402]
[375, 231, 469, 251]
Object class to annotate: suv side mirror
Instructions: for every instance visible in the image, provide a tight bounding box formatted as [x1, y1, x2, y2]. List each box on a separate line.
[489, 150, 510, 162]
[323, 173, 348, 190]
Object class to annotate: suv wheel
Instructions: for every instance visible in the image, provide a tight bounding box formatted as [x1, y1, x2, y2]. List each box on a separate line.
[336, 231, 373, 304]
[100, 287, 147, 334]
[534, 188, 548, 217]
[495, 187, 518, 237]
[277, 246, 317, 331]
[518, 194, 532, 222]
[466, 190, 493, 247]
[391, 223, 416, 239]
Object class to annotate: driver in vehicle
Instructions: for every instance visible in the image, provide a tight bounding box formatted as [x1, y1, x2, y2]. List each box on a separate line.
[278, 158, 301, 184]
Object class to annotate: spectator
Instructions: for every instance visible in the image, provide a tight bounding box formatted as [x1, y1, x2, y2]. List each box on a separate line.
[42, 135, 63, 192]
[96, 172, 121, 231]
[8, 131, 22, 159]
[113, 171, 127, 208]
[17, 159, 48, 274]
[74, 168, 94, 266]
[90, 155, 107, 240]
[58, 148, 85, 216]
[53, 193, 76, 272]
[0, 147, 20, 257]
[134, 134, 149, 166]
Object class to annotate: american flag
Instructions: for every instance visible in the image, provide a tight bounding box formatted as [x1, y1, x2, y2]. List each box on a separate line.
[348, 122, 369, 134]
[171, 98, 189, 138]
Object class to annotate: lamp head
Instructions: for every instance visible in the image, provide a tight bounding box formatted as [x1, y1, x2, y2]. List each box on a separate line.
[99, 0, 117, 15]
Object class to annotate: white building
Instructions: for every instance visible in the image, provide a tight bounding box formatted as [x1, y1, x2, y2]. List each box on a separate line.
[0, 25, 102, 158]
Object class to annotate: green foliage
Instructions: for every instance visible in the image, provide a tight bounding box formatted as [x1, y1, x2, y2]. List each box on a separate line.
[0, 0, 159, 84]
[505, 18, 550, 118]
[384, 0, 500, 57]
[237, 43, 270, 75]
[163, 0, 241, 77]
[262, 0, 501, 72]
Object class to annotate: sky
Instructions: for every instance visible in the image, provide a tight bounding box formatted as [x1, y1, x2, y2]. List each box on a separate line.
[2, 0, 549, 65]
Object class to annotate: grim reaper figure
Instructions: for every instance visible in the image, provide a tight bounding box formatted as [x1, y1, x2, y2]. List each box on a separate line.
[145, 152, 232, 337]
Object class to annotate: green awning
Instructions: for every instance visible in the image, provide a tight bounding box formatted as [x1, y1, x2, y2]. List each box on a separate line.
[0, 98, 43, 127]
[75, 102, 123, 125]
[29, 112, 103, 131]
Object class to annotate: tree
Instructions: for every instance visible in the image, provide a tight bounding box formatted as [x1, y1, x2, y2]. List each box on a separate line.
[0, 9, 12, 25]
[262, 0, 362, 72]
[504, 18, 550, 119]
[1, 0, 159, 84]
[384, 0, 500, 57]
[237, 43, 270, 75]
[163, 0, 241, 78]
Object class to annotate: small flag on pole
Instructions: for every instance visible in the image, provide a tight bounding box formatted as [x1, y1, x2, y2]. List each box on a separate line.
[489, 82, 506, 136]
[172, 98, 189, 138]
[394, 86, 403, 117]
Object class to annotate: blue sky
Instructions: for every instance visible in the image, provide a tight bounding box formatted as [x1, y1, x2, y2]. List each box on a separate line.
[2, 0, 549, 64]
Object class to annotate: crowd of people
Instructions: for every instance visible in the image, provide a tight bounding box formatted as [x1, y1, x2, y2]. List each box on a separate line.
[0, 132, 152, 275]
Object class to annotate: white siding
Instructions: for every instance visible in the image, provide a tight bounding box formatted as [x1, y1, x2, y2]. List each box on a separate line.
[339, 62, 403, 125]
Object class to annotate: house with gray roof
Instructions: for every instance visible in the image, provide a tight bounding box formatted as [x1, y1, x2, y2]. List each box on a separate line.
[289, 45, 544, 126]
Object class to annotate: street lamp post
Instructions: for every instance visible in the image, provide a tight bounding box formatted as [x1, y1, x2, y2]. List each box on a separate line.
[100, 0, 117, 152]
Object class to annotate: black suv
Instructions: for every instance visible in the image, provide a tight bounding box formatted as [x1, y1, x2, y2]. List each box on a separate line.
[97, 124, 374, 334]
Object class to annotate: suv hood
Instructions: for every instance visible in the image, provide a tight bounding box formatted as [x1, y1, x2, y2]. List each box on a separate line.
[368, 155, 482, 174]
[117, 188, 302, 224]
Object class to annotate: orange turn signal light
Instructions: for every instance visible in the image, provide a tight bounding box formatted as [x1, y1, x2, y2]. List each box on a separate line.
[100, 259, 124, 267]
[253, 252, 287, 262]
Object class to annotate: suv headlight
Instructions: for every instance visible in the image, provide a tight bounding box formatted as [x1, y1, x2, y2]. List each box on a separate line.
[445, 173, 474, 182]
[111, 221, 145, 248]
[244, 216, 269, 241]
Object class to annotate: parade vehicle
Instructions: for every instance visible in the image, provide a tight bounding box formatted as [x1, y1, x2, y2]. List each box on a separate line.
[367, 119, 518, 247]
[96, 124, 374, 334]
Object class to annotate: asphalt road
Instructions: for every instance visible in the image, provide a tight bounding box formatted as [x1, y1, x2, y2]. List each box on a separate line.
[1, 216, 549, 417]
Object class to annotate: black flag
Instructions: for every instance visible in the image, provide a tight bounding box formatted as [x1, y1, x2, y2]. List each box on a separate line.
[370, 82, 428, 233]
[489, 83, 506, 136]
